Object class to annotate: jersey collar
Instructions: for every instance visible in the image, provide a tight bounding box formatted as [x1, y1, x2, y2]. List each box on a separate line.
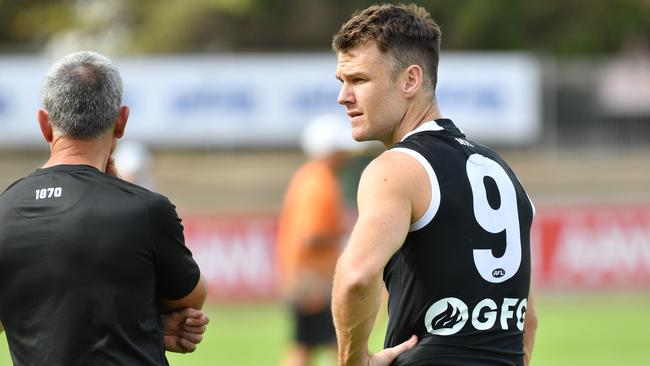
[34, 164, 101, 175]
[400, 119, 467, 142]
[400, 120, 444, 142]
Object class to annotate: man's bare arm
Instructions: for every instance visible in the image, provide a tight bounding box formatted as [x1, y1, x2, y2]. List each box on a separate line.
[332, 152, 423, 366]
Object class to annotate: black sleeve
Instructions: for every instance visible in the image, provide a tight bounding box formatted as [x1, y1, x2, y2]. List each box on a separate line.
[147, 194, 201, 300]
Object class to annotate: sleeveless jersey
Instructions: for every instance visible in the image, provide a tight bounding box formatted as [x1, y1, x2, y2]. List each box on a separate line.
[384, 119, 534, 366]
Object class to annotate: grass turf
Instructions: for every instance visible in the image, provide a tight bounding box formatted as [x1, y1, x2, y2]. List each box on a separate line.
[1, 293, 649, 365]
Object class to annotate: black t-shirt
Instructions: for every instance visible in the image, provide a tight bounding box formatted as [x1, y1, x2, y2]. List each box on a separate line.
[384, 119, 534, 366]
[0, 164, 201, 366]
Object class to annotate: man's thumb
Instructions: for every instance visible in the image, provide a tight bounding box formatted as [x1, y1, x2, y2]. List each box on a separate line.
[380, 335, 418, 363]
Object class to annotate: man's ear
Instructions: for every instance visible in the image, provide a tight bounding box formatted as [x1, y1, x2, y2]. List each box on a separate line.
[37, 109, 54, 143]
[113, 106, 129, 139]
[403, 65, 424, 98]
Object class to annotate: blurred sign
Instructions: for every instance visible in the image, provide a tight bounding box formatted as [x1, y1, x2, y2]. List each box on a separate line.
[438, 53, 542, 145]
[532, 204, 650, 289]
[183, 214, 279, 301]
[0, 56, 51, 144]
[184, 204, 650, 302]
[597, 56, 650, 115]
[0, 53, 541, 148]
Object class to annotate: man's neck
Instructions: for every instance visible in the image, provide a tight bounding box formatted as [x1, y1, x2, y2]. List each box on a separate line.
[43, 134, 113, 172]
[389, 100, 442, 147]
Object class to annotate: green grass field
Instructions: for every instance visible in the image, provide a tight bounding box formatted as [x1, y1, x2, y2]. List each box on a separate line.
[2, 293, 649, 366]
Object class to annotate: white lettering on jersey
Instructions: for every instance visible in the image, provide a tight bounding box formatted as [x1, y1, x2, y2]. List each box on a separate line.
[515, 298, 527, 331]
[455, 137, 474, 147]
[471, 298, 498, 330]
[500, 298, 518, 330]
[425, 297, 527, 335]
[35, 187, 62, 200]
[466, 154, 522, 283]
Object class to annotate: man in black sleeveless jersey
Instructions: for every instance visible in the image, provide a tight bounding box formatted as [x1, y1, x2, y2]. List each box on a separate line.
[0, 51, 209, 365]
[331, 4, 538, 366]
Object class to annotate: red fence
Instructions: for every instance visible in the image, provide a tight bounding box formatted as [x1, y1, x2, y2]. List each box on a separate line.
[532, 204, 650, 290]
[183, 204, 650, 301]
[183, 214, 279, 301]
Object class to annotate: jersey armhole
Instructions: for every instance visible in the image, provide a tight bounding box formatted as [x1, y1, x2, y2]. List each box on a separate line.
[392, 147, 441, 232]
[513, 170, 536, 217]
[527, 192, 536, 217]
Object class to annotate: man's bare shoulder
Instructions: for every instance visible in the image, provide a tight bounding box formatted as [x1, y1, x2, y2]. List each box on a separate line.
[361, 149, 428, 188]
[358, 149, 431, 222]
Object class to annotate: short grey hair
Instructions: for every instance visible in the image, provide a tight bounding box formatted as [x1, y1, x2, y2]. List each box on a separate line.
[42, 51, 123, 139]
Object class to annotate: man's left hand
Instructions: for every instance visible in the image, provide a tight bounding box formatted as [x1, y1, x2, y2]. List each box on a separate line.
[162, 307, 210, 353]
[366, 335, 418, 366]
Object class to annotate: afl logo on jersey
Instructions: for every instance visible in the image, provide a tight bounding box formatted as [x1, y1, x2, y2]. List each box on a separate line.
[424, 297, 469, 335]
[492, 268, 506, 278]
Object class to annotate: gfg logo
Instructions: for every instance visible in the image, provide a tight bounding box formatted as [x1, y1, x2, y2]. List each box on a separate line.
[425, 297, 527, 335]
[424, 297, 469, 335]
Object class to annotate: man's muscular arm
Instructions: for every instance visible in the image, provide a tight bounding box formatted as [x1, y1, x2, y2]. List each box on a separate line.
[333, 151, 425, 366]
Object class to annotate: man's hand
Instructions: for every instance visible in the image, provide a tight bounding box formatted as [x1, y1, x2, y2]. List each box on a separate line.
[364, 335, 417, 366]
[162, 307, 209, 353]
[105, 156, 123, 179]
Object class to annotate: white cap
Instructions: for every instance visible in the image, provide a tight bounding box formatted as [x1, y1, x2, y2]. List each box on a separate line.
[300, 114, 358, 158]
[113, 140, 152, 175]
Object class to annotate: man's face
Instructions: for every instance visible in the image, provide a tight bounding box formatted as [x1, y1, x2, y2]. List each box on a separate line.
[336, 41, 406, 146]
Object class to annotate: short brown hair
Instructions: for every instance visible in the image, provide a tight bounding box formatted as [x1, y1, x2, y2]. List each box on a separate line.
[332, 3, 442, 92]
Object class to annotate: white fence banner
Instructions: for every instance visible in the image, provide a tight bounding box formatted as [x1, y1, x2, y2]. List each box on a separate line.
[0, 53, 541, 148]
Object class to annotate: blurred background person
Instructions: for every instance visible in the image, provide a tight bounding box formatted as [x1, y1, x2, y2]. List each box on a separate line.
[276, 114, 359, 366]
[113, 139, 157, 189]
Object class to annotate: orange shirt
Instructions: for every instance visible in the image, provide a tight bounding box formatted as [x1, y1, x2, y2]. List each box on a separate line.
[276, 159, 344, 297]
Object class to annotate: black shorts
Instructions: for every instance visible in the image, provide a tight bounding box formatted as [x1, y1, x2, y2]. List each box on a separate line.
[291, 303, 336, 347]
